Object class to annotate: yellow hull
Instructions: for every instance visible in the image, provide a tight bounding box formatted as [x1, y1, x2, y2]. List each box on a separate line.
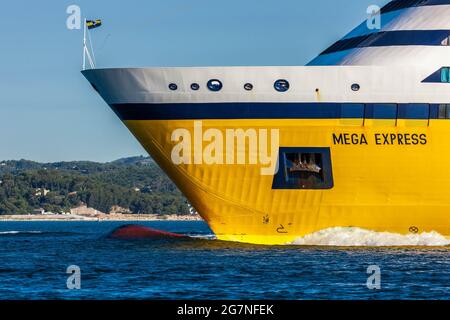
[124, 119, 450, 245]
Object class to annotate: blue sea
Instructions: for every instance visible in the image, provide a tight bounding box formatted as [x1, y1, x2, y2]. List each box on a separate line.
[0, 221, 448, 300]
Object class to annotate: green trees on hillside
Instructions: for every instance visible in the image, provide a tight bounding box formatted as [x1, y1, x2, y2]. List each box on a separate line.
[0, 158, 190, 215]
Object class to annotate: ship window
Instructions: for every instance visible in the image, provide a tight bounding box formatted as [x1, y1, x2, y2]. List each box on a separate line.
[341, 104, 365, 118]
[191, 83, 200, 91]
[274, 80, 290, 92]
[272, 147, 334, 190]
[438, 104, 450, 119]
[168, 83, 178, 91]
[244, 83, 253, 91]
[398, 104, 430, 119]
[207, 79, 223, 92]
[441, 68, 450, 82]
[365, 104, 398, 119]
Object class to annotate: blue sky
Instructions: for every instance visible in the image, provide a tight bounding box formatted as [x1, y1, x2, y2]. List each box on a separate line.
[0, 0, 387, 162]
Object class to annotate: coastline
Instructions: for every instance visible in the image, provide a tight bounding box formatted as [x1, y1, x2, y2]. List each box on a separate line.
[0, 214, 203, 222]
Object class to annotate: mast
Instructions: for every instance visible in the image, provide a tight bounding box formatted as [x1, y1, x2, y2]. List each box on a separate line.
[82, 18, 87, 70]
[82, 18, 95, 70]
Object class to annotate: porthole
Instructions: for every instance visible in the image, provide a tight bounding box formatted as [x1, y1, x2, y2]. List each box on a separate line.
[168, 83, 178, 91]
[207, 79, 223, 92]
[244, 83, 253, 91]
[191, 83, 200, 91]
[274, 79, 290, 92]
[351, 83, 360, 91]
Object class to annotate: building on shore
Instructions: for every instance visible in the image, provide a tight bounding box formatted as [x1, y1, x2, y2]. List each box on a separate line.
[32, 208, 45, 215]
[70, 205, 106, 216]
[35, 188, 50, 197]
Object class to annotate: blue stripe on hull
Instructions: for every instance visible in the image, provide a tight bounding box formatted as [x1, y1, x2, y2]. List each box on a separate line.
[320, 30, 450, 55]
[381, 0, 450, 14]
[110, 103, 441, 121]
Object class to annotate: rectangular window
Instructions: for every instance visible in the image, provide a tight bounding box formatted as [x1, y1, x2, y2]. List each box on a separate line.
[398, 104, 430, 119]
[441, 67, 450, 82]
[272, 147, 334, 190]
[341, 103, 365, 119]
[365, 104, 398, 119]
[438, 104, 450, 119]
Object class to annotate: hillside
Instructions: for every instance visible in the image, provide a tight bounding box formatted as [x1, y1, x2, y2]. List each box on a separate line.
[0, 157, 191, 215]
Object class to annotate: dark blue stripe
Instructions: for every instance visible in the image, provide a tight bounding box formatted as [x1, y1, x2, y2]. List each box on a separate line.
[421, 67, 450, 83]
[320, 30, 450, 55]
[110, 103, 439, 120]
[112, 103, 341, 120]
[381, 0, 450, 14]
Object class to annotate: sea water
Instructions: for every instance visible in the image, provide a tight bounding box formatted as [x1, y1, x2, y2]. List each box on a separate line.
[0, 221, 448, 300]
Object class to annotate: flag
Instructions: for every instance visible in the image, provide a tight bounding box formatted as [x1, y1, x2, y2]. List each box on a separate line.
[86, 19, 102, 30]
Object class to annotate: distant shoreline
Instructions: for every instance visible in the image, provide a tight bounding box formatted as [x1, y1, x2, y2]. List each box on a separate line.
[0, 214, 203, 222]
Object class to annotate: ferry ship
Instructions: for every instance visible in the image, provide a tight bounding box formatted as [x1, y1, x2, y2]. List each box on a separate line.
[83, 0, 450, 245]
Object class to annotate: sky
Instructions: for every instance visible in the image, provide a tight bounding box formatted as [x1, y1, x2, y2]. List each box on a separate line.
[0, 0, 388, 163]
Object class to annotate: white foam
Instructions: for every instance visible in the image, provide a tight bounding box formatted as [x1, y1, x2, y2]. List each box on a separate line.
[0, 231, 42, 235]
[290, 227, 450, 247]
[189, 234, 217, 240]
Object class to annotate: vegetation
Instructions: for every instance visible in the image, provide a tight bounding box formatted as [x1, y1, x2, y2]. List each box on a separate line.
[0, 157, 190, 215]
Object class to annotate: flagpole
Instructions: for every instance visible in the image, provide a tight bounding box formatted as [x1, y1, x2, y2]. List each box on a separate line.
[83, 18, 87, 70]
[82, 18, 99, 70]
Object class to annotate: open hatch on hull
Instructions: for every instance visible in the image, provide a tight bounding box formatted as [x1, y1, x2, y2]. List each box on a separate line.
[272, 147, 334, 190]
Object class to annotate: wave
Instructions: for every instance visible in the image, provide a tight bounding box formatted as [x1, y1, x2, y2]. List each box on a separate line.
[0, 231, 43, 235]
[0, 230, 80, 237]
[290, 227, 450, 247]
[188, 234, 217, 240]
